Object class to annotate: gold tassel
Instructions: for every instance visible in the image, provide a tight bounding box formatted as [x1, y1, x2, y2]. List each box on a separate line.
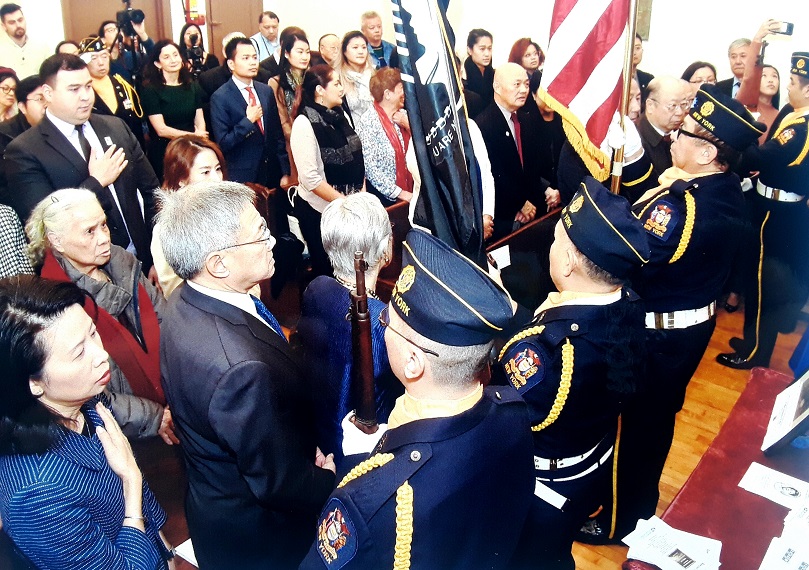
[393, 481, 413, 570]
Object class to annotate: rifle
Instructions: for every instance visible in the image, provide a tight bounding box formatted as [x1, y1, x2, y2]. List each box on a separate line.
[350, 251, 379, 433]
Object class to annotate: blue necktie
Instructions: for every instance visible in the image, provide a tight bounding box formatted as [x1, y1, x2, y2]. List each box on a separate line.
[250, 295, 286, 342]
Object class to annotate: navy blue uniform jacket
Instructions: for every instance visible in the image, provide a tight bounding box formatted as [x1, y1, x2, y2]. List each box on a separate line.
[299, 386, 534, 570]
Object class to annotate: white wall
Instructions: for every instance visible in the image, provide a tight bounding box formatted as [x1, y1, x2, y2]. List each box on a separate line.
[22, 0, 809, 101]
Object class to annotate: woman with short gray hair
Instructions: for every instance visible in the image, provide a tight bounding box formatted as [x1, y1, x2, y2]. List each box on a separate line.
[26, 189, 176, 445]
[297, 193, 402, 466]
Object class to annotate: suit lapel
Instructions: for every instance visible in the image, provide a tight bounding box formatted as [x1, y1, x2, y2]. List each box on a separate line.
[181, 284, 296, 367]
[40, 116, 88, 173]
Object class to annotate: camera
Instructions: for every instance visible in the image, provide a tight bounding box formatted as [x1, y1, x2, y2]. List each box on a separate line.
[116, 0, 145, 38]
[187, 33, 205, 79]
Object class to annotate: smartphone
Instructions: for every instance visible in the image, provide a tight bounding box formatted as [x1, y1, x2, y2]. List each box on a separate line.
[774, 22, 794, 36]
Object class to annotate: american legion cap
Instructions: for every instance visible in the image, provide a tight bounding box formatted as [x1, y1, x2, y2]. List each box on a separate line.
[689, 83, 766, 151]
[389, 229, 514, 347]
[561, 177, 649, 279]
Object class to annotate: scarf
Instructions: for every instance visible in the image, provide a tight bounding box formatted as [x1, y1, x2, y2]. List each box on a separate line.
[41, 251, 165, 406]
[634, 166, 721, 205]
[301, 102, 365, 192]
[373, 101, 413, 194]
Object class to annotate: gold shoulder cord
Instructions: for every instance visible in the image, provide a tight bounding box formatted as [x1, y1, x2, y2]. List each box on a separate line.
[532, 339, 574, 432]
[497, 325, 545, 361]
[337, 453, 394, 488]
[113, 74, 144, 118]
[669, 191, 695, 264]
[393, 481, 413, 570]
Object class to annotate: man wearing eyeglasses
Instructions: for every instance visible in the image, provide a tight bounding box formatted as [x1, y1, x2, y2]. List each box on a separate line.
[580, 85, 766, 544]
[637, 75, 692, 179]
[158, 181, 336, 569]
[300, 228, 535, 570]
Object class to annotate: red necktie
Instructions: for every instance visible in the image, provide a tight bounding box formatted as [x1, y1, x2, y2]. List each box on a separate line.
[511, 112, 523, 165]
[246, 86, 264, 135]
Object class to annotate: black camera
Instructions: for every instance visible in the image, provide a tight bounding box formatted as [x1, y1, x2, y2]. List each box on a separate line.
[116, 0, 145, 39]
[188, 33, 203, 58]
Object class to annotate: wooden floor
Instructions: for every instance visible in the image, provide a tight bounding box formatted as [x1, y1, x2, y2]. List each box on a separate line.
[135, 305, 807, 569]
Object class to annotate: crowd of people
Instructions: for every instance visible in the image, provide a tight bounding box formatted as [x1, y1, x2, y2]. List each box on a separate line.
[0, 2, 808, 569]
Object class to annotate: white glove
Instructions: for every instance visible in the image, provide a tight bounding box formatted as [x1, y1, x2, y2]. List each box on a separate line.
[341, 411, 388, 456]
[623, 118, 642, 158]
[604, 112, 626, 151]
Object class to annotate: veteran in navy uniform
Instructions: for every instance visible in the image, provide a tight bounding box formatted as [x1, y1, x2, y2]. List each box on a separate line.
[299, 229, 535, 570]
[499, 179, 649, 570]
[717, 52, 809, 370]
[582, 84, 766, 544]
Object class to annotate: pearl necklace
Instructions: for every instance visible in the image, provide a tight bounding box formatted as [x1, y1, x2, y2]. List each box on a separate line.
[335, 275, 379, 300]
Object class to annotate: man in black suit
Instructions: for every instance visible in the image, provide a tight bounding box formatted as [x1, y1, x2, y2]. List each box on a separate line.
[4, 54, 159, 273]
[158, 181, 336, 569]
[716, 38, 751, 98]
[637, 75, 691, 179]
[475, 62, 551, 240]
[210, 37, 289, 187]
[0, 74, 45, 205]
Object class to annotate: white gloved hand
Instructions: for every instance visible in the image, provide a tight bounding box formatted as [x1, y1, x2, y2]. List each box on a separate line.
[341, 411, 388, 456]
[623, 118, 643, 158]
[605, 113, 626, 150]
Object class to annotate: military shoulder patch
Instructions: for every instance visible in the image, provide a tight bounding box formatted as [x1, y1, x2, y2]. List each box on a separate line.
[317, 498, 358, 569]
[642, 200, 679, 241]
[776, 128, 796, 146]
[503, 341, 548, 394]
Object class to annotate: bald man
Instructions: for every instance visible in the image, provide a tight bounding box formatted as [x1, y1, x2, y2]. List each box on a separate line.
[637, 76, 692, 178]
[475, 62, 551, 240]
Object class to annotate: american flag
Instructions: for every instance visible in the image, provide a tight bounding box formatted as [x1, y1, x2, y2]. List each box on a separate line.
[540, 0, 631, 180]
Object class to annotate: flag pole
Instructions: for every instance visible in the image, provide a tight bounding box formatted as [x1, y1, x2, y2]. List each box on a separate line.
[610, 0, 640, 194]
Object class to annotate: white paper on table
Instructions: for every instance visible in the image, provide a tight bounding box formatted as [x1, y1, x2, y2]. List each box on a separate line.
[739, 462, 809, 509]
[758, 536, 809, 569]
[624, 516, 722, 570]
[174, 538, 198, 567]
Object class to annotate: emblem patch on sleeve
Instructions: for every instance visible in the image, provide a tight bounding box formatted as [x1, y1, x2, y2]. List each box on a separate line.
[776, 128, 795, 145]
[643, 200, 678, 241]
[317, 499, 358, 569]
[503, 342, 546, 393]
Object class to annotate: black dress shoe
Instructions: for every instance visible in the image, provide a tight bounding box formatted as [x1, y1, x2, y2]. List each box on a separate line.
[716, 352, 762, 370]
[575, 518, 624, 546]
[723, 301, 740, 313]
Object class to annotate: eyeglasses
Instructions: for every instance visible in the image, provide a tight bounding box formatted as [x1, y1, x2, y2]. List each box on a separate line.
[649, 99, 692, 113]
[378, 306, 440, 357]
[26, 95, 45, 104]
[675, 128, 715, 145]
[689, 78, 716, 85]
[0, 85, 15, 95]
[219, 221, 274, 250]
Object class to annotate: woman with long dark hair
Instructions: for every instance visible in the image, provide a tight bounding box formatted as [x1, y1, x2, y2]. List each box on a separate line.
[140, 39, 207, 182]
[178, 23, 220, 77]
[290, 64, 365, 277]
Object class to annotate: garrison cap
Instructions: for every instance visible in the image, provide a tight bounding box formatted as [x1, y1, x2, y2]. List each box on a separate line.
[79, 37, 107, 62]
[791, 52, 809, 78]
[689, 83, 766, 150]
[389, 229, 514, 346]
[561, 177, 649, 279]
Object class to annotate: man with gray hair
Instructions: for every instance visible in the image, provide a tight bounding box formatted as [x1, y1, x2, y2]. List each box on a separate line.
[716, 37, 752, 98]
[361, 10, 398, 69]
[158, 181, 336, 569]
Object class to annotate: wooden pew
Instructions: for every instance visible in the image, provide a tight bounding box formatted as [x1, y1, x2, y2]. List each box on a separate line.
[375, 202, 560, 309]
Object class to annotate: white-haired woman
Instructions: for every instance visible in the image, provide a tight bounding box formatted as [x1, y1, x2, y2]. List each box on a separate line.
[26, 189, 177, 445]
[297, 192, 403, 466]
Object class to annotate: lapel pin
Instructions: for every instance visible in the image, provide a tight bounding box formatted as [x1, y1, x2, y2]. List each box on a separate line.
[104, 136, 113, 146]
